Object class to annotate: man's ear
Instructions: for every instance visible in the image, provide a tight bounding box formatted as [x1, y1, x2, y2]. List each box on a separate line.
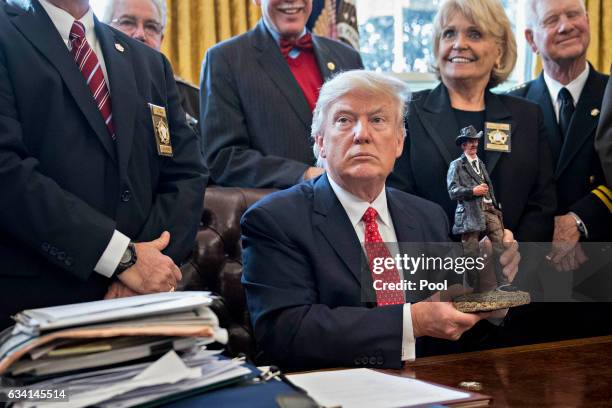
[316, 133, 326, 158]
[525, 29, 538, 54]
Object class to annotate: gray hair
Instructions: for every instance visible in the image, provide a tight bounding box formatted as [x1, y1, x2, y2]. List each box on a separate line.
[432, 0, 517, 88]
[102, 0, 168, 31]
[311, 70, 410, 167]
[524, 0, 586, 29]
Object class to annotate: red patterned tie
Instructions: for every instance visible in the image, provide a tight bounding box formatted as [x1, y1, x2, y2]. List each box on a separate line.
[279, 33, 314, 58]
[362, 207, 404, 306]
[69, 21, 115, 140]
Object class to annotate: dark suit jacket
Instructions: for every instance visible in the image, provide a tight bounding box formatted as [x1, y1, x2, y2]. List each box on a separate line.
[595, 68, 612, 186]
[241, 174, 450, 370]
[200, 21, 363, 188]
[390, 83, 556, 242]
[447, 154, 499, 235]
[510, 66, 611, 240]
[0, 0, 207, 327]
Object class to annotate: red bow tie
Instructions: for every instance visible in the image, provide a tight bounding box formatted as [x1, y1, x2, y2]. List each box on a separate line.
[279, 33, 313, 58]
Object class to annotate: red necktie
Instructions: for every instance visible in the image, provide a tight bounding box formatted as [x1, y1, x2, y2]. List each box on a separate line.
[362, 207, 404, 306]
[279, 33, 314, 59]
[69, 21, 115, 140]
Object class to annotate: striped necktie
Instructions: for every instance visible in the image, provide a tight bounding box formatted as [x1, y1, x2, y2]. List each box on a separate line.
[69, 21, 115, 139]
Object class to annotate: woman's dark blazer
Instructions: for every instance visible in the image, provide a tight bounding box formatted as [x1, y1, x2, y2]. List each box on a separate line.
[390, 83, 556, 242]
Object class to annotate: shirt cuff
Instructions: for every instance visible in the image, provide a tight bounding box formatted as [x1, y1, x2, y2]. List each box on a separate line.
[94, 230, 131, 277]
[401, 303, 416, 361]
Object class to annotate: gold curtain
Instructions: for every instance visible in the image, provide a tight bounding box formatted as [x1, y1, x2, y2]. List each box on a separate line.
[535, 0, 612, 75]
[161, 0, 261, 86]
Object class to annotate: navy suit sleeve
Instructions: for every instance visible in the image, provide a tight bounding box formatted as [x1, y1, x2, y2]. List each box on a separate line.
[0, 48, 114, 280]
[134, 55, 207, 264]
[200, 47, 310, 188]
[241, 204, 404, 370]
[596, 73, 612, 185]
[514, 106, 556, 241]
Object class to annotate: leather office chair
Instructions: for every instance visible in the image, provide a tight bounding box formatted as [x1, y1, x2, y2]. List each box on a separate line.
[179, 186, 275, 360]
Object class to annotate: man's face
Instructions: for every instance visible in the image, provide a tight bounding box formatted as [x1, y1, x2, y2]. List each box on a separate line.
[526, 0, 590, 64]
[462, 139, 479, 157]
[254, 0, 312, 41]
[110, 0, 164, 50]
[316, 91, 404, 190]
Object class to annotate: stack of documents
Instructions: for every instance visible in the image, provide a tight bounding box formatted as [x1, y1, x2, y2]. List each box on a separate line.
[0, 292, 251, 407]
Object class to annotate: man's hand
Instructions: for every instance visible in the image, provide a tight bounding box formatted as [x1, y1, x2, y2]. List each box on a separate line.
[303, 166, 325, 181]
[480, 228, 520, 290]
[117, 231, 182, 294]
[104, 281, 139, 299]
[547, 214, 587, 271]
[472, 183, 489, 196]
[411, 293, 490, 340]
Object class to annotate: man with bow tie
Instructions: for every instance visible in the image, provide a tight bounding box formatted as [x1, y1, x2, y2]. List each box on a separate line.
[0, 0, 207, 328]
[200, 0, 363, 188]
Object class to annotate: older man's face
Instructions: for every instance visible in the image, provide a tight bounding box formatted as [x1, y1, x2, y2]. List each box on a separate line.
[527, 0, 590, 63]
[255, 0, 312, 41]
[110, 0, 164, 50]
[317, 91, 404, 189]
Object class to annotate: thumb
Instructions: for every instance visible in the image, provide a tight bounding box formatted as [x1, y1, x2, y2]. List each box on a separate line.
[151, 231, 170, 251]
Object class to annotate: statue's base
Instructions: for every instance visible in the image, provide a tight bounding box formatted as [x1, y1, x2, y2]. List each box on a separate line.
[453, 289, 531, 313]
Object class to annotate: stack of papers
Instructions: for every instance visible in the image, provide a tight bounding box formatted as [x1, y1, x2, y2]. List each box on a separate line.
[0, 292, 251, 407]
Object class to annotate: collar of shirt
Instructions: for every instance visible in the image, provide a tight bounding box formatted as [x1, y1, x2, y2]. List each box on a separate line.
[467, 156, 480, 171]
[263, 18, 308, 59]
[543, 62, 589, 120]
[39, 0, 95, 48]
[328, 175, 392, 230]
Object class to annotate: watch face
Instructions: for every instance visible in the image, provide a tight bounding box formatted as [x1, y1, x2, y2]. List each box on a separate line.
[121, 247, 133, 264]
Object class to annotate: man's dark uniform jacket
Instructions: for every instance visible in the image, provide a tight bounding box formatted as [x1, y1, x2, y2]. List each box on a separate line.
[0, 0, 207, 328]
[241, 174, 452, 371]
[390, 83, 556, 242]
[200, 20, 363, 188]
[447, 153, 499, 235]
[595, 68, 612, 186]
[509, 65, 612, 241]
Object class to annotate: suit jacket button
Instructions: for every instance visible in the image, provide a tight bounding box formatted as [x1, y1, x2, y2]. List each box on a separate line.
[354, 357, 361, 365]
[121, 190, 131, 202]
[65, 257, 73, 267]
[41, 242, 50, 252]
[369, 357, 377, 365]
[361, 356, 369, 365]
[377, 357, 384, 365]
[57, 251, 66, 261]
[49, 246, 58, 256]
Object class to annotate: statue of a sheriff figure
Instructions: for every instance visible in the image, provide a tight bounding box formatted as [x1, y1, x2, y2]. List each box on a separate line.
[447, 126, 529, 312]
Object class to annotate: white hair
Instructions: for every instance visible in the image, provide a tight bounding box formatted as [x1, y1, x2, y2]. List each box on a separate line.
[102, 0, 168, 31]
[311, 70, 410, 168]
[525, 0, 586, 29]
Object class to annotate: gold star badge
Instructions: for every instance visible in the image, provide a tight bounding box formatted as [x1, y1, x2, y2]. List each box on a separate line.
[115, 43, 125, 53]
[327, 62, 336, 71]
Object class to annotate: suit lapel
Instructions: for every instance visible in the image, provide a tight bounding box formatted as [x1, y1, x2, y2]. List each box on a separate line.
[313, 175, 364, 285]
[250, 21, 311, 127]
[556, 67, 607, 177]
[526, 74, 562, 167]
[415, 84, 457, 165]
[96, 21, 136, 182]
[312, 35, 336, 80]
[462, 155, 483, 184]
[7, 0, 116, 163]
[483, 90, 512, 174]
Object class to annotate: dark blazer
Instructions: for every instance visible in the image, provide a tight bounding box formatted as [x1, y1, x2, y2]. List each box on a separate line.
[595, 69, 612, 186]
[0, 0, 207, 327]
[200, 20, 363, 188]
[509, 67, 612, 240]
[447, 154, 499, 235]
[390, 83, 556, 242]
[595, 71, 612, 186]
[241, 174, 450, 370]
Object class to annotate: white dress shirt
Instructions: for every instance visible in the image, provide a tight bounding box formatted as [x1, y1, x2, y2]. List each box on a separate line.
[328, 175, 416, 361]
[39, 0, 129, 277]
[543, 62, 589, 122]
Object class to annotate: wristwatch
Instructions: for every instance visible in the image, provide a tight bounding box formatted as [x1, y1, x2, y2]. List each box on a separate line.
[115, 242, 137, 276]
[568, 212, 587, 238]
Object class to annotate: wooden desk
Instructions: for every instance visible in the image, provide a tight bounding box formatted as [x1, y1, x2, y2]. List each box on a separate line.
[389, 336, 612, 407]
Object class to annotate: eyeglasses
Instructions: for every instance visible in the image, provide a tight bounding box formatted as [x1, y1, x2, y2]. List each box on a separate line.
[111, 16, 163, 37]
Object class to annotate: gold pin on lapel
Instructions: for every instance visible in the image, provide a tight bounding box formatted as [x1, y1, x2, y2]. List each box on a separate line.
[591, 108, 600, 117]
[327, 62, 336, 71]
[115, 43, 125, 53]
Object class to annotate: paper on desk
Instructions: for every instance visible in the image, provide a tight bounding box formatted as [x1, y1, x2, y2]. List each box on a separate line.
[287, 368, 469, 408]
[18, 350, 201, 408]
